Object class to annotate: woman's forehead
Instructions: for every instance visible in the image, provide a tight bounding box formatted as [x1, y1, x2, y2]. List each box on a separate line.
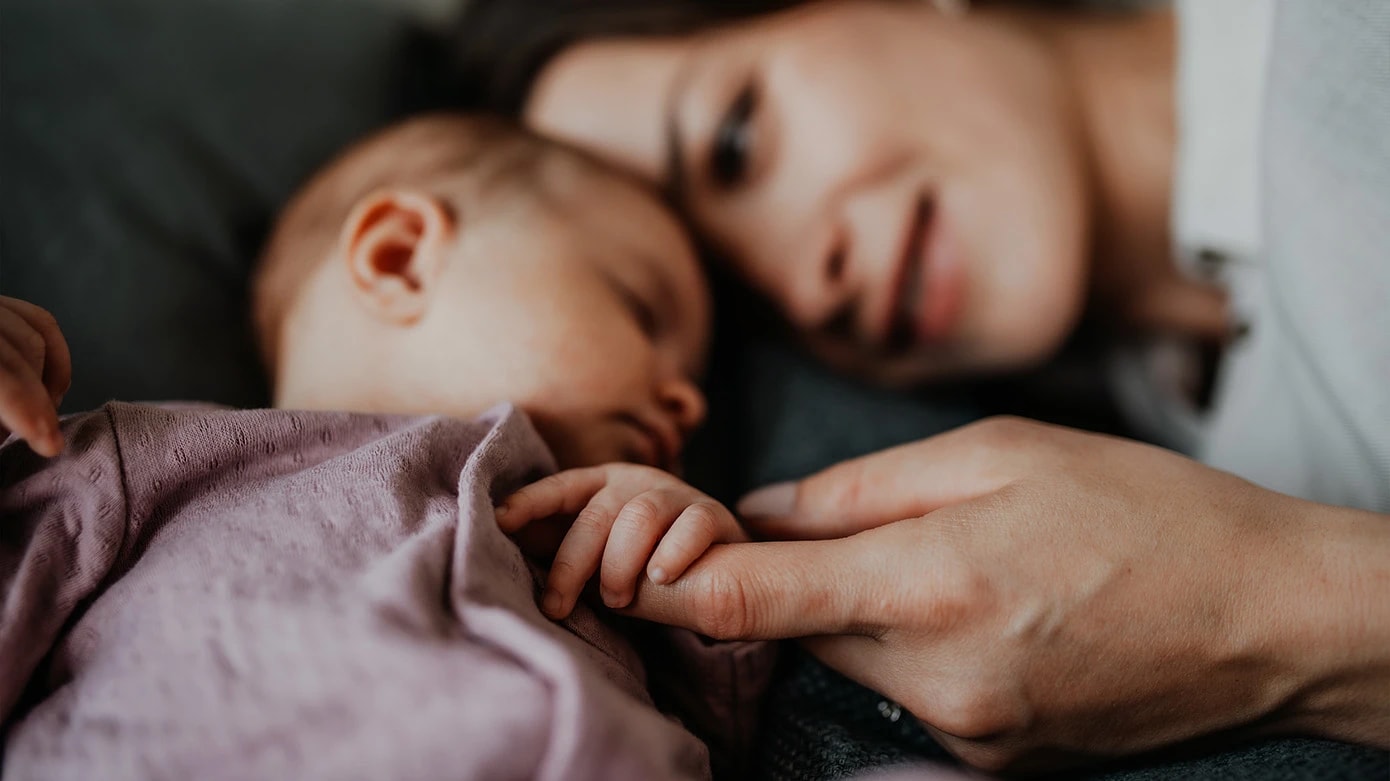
[527, 36, 691, 183]
[525, 2, 875, 184]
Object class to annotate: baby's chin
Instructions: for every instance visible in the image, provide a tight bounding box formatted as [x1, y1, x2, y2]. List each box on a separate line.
[556, 443, 668, 473]
[535, 425, 630, 472]
[527, 412, 679, 473]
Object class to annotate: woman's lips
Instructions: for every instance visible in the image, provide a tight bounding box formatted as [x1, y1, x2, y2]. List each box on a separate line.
[886, 194, 965, 352]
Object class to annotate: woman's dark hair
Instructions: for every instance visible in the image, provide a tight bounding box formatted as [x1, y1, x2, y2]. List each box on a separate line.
[445, 0, 806, 114]
[441, 0, 1103, 115]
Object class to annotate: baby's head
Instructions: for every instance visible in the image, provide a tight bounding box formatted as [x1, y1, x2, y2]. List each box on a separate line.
[253, 114, 711, 470]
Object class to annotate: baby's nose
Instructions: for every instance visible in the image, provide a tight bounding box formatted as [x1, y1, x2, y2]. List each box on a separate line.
[658, 378, 707, 434]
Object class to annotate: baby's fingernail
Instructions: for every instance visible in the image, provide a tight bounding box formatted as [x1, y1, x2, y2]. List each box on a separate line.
[542, 590, 563, 617]
[601, 588, 622, 608]
[493, 502, 510, 521]
[737, 481, 796, 518]
[648, 567, 669, 585]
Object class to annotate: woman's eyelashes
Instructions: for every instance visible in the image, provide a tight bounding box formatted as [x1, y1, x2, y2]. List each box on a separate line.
[709, 82, 758, 190]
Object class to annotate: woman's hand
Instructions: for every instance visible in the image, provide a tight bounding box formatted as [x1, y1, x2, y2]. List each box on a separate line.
[621, 417, 1390, 771]
[0, 297, 71, 457]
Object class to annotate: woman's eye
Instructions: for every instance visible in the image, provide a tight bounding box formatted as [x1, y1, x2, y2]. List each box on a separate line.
[710, 84, 757, 189]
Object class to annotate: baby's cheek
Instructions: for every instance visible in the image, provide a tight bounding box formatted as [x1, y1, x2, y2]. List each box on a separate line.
[541, 332, 653, 407]
[524, 408, 625, 471]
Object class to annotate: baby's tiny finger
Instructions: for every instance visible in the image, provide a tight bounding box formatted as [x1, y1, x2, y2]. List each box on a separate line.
[0, 341, 61, 457]
[600, 490, 684, 608]
[0, 298, 72, 401]
[648, 502, 734, 586]
[496, 467, 606, 532]
[543, 494, 621, 619]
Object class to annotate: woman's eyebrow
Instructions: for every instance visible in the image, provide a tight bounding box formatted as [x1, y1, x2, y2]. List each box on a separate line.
[664, 113, 689, 207]
[662, 57, 698, 208]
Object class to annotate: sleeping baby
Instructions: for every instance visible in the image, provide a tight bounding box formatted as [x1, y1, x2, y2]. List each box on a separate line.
[0, 115, 769, 780]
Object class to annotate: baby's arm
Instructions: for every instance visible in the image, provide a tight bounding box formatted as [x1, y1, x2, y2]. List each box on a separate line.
[0, 296, 71, 456]
[497, 464, 749, 620]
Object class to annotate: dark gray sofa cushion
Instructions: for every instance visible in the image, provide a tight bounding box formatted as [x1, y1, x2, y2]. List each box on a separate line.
[2, 0, 436, 411]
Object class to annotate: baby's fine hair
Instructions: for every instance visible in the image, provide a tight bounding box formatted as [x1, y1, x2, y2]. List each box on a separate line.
[251, 114, 551, 373]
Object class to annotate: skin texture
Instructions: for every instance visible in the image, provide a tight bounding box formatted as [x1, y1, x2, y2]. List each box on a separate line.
[272, 130, 713, 472]
[617, 419, 1390, 770]
[527, 0, 1227, 385]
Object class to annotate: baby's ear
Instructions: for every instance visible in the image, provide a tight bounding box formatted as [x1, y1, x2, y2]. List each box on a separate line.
[340, 189, 454, 324]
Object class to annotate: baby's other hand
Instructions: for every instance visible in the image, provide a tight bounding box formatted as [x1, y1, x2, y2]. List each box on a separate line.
[496, 463, 748, 620]
[0, 297, 71, 457]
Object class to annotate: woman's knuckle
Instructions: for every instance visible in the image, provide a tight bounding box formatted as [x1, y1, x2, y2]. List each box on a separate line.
[693, 570, 751, 639]
[916, 563, 990, 632]
[935, 689, 996, 740]
[931, 676, 1028, 743]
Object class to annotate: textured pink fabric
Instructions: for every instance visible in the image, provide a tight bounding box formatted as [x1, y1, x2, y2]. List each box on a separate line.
[0, 403, 769, 781]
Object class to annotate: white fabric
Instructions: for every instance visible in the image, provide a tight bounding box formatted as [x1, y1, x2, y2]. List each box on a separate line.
[1201, 1, 1390, 511]
[1172, 0, 1271, 263]
[1116, 0, 1390, 512]
[1111, 0, 1273, 456]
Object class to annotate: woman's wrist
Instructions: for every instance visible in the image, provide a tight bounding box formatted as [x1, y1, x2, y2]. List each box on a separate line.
[1256, 496, 1390, 747]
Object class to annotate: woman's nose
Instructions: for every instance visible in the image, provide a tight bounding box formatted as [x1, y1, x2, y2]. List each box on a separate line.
[783, 230, 857, 331]
[657, 377, 707, 434]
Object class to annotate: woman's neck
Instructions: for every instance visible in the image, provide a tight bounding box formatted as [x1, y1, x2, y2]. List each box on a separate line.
[1015, 6, 1228, 342]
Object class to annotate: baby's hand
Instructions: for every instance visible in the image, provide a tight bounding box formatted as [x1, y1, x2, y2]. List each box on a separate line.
[0, 297, 71, 457]
[496, 464, 749, 620]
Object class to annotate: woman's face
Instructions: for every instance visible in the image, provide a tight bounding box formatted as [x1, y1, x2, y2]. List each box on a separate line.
[527, 0, 1092, 384]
